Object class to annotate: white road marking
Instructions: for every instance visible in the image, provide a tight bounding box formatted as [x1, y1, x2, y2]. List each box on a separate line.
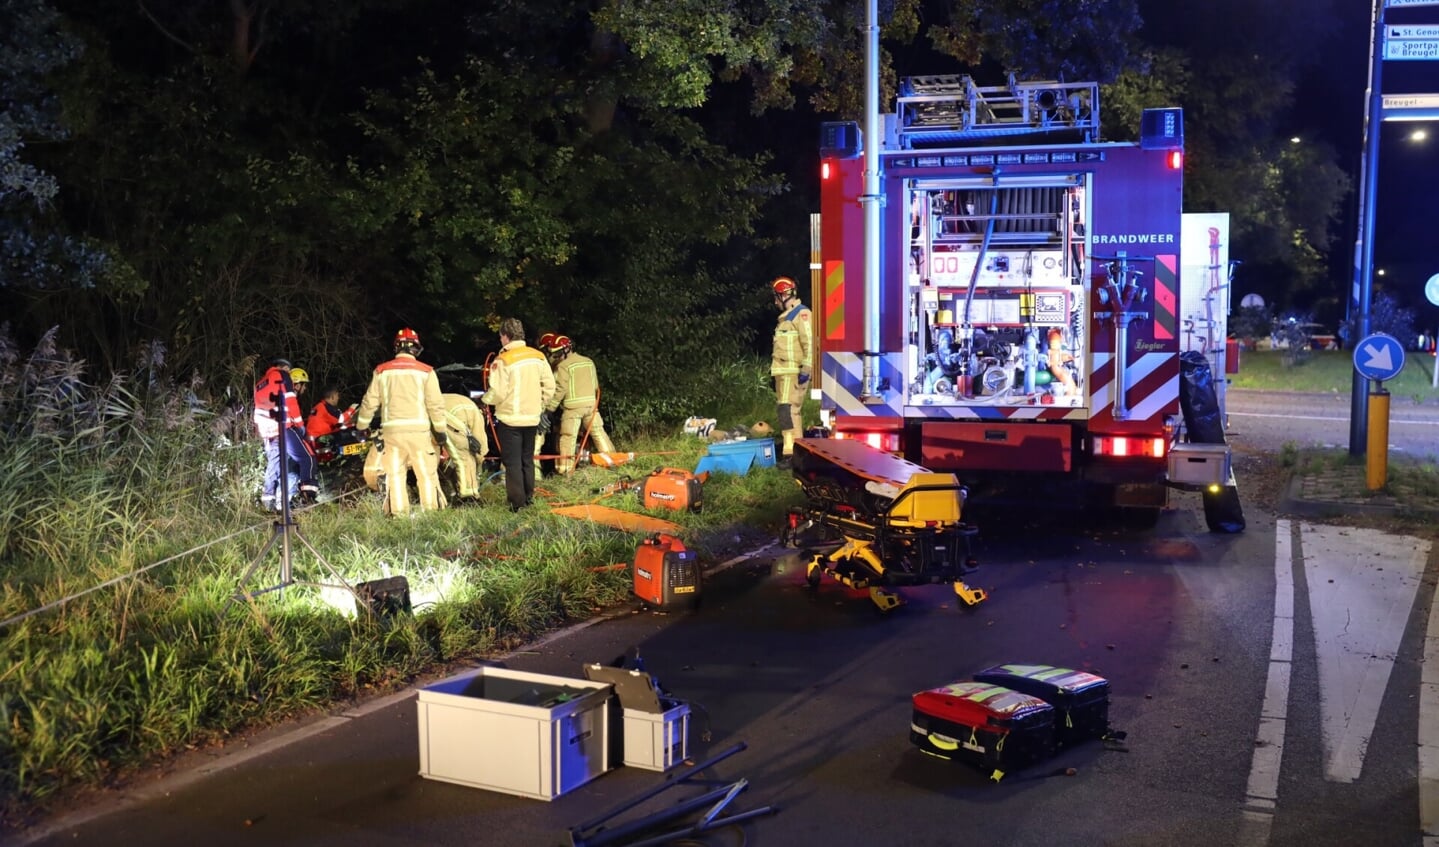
[1238, 519, 1295, 847]
[1419, 535, 1439, 843]
[1229, 411, 1439, 426]
[1304, 523, 1428, 783]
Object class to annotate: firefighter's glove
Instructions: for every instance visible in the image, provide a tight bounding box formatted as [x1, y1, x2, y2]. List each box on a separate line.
[467, 434, 483, 455]
[798, 371, 811, 386]
[538, 413, 553, 436]
[432, 430, 447, 448]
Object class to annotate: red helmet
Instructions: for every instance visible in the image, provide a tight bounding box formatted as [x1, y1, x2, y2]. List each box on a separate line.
[771, 276, 797, 298]
[551, 335, 573, 356]
[537, 332, 557, 351]
[394, 327, 422, 355]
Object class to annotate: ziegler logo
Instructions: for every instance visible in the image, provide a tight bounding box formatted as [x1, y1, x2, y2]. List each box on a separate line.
[1134, 339, 1166, 352]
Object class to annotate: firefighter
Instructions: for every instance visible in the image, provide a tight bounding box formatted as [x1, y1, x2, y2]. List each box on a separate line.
[534, 332, 559, 476]
[290, 367, 311, 401]
[481, 318, 556, 511]
[545, 334, 616, 474]
[252, 358, 318, 511]
[355, 328, 449, 515]
[769, 276, 812, 462]
[442, 392, 488, 500]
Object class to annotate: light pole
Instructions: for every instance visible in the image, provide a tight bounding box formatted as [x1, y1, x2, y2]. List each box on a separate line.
[1347, 0, 1386, 456]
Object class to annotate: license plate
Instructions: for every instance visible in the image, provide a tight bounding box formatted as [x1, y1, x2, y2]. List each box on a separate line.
[342, 441, 368, 456]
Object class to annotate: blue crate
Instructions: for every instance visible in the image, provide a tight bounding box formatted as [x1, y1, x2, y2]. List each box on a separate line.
[694, 437, 775, 476]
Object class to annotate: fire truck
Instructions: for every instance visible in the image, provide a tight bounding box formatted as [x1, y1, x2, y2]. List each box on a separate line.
[813, 75, 1234, 521]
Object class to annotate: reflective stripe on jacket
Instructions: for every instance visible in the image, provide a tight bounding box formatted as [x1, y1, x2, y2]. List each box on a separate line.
[770, 301, 813, 376]
[482, 341, 556, 427]
[550, 352, 600, 411]
[252, 366, 304, 439]
[355, 353, 446, 434]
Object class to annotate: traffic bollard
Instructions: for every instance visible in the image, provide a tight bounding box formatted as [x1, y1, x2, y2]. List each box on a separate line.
[1366, 387, 1389, 491]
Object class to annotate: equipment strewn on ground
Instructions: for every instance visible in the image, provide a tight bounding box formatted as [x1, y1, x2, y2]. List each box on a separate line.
[631, 533, 702, 611]
[781, 438, 983, 612]
[910, 664, 1117, 782]
[639, 467, 705, 513]
[816, 74, 1239, 524]
[568, 742, 777, 847]
[550, 504, 682, 534]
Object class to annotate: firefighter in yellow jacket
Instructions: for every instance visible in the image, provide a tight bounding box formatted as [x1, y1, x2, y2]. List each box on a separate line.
[442, 392, 488, 500]
[769, 276, 812, 461]
[482, 318, 556, 511]
[355, 328, 449, 515]
[545, 335, 615, 474]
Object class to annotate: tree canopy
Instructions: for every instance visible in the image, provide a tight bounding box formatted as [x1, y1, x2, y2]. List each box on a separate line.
[0, 0, 1353, 422]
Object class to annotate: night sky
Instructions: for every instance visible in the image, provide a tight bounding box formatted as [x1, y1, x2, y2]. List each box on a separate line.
[1297, 2, 1439, 322]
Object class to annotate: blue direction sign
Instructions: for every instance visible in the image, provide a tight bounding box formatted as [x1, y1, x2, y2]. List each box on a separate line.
[1354, 332, 1406, 382]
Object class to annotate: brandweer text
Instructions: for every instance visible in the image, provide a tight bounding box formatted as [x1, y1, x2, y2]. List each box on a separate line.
[1093, 233, 1176, 245]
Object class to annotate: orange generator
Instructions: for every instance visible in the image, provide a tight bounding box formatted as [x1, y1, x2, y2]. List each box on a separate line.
[640, 468, 704, 513]
[632, 533, 701, 611]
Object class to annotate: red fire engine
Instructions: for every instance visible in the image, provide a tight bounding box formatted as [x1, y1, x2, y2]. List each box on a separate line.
[815, 75, 1231, 521]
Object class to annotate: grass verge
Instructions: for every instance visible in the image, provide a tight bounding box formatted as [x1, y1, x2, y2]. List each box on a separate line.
[0, 338, 803, 824]
[1231, 349, 1439, 402]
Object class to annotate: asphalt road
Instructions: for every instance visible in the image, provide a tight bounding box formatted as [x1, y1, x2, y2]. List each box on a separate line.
[15, 488, 1439, 847]
[1225, 388, 1439, 460]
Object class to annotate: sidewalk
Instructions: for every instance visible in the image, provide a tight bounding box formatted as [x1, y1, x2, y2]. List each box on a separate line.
[1282, 456, 1439, 521]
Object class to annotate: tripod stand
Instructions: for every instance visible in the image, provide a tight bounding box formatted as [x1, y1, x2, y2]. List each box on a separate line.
[232, 409, 357, 607]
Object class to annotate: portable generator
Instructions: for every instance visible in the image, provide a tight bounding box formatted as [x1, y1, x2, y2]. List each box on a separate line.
[632, 533, 701, 611]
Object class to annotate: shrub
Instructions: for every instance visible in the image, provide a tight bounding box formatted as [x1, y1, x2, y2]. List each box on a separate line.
[1340, 291, 1417, 350]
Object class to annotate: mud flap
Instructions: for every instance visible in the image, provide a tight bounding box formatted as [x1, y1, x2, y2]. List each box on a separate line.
[1202, 471, 1245, 534]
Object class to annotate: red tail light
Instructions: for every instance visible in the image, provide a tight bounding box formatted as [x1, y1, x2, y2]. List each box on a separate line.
[836, 430, 902, 453]
[1094, 435, 1166, 458]
[1166, 151, 1183, 170]
[821, 161, 833, 180]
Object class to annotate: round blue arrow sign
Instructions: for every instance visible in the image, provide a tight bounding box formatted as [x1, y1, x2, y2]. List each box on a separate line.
[1353, 332, 1406, 382]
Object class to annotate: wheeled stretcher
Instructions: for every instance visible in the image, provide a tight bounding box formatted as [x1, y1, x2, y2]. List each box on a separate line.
[780, 438, 985, 611]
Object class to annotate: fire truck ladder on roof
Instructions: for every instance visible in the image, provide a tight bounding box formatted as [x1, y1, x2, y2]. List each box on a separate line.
[896, 74, 1099, 149]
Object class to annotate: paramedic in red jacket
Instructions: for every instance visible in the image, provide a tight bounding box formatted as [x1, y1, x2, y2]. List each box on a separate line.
[306, 385, 355, 442]
[253, 358, 318, 511]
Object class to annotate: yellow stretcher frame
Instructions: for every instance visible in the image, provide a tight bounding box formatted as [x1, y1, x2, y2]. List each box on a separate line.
[785, 438, 986, 612]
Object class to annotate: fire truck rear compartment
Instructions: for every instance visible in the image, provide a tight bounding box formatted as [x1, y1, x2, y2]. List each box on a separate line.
[907, 179, 1088, 411]
[919, 421, 1073, 472]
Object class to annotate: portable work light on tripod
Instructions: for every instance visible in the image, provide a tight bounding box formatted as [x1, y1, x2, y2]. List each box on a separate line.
[232, 400, 357, 608]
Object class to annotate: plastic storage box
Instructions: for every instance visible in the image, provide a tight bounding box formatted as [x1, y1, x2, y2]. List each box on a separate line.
[416, 666, 613, 800]
[584, 664, 691, 772]
[694, 437, 776, 476]
[1167, 442, 1230, 487]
